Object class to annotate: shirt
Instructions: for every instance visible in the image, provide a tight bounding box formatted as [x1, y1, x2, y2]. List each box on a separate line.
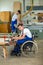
[21, 28, 32, 38]
[12, 14, 18, 21]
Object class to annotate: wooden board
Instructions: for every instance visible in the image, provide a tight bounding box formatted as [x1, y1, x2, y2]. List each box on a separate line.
[0, 22, 11, 33]
[37, 13, 43, 22]
[13, 1, 22, 13]
[0, 11, 11, 22]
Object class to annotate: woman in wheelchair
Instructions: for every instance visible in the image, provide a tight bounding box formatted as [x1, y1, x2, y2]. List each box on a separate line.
[10, 24, 33, 56]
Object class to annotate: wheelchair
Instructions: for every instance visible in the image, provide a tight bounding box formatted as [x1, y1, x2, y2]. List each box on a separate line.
[20, 33, 38, 57]
[21, 40, 38, 57]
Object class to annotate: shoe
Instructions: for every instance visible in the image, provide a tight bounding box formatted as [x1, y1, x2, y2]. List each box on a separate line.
[10, 50, 18, 56]
[17, 53, 21, 56]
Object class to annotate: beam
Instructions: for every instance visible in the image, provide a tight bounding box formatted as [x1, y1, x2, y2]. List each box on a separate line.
[21, 0, 34, 18]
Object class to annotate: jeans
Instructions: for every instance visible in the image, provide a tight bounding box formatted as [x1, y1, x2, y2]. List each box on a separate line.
[13, 36, 33, 54]
[11, 19, 17, 32]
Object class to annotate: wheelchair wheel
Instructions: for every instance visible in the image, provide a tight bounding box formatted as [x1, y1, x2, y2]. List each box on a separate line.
[21, 41, 38, 57]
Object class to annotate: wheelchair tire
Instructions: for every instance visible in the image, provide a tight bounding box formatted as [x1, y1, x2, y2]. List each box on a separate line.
[21, 41, 38, 57]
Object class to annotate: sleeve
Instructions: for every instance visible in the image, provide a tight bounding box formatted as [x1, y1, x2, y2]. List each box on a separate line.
[23, 29, 26, 34]
[23, 28, 29, 34]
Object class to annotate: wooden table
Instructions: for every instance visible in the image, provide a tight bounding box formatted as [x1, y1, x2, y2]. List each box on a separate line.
[0, 42, 9, 59]
[0, 36, 16, 59]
